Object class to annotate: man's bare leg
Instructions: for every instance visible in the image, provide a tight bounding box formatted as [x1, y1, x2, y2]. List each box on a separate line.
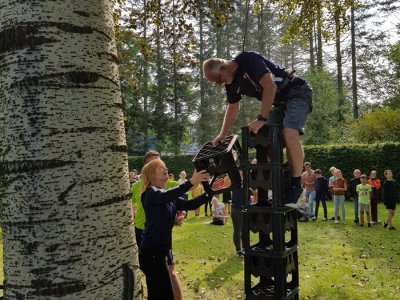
[283, 127, 304, 203]
[283, 127, 304, 177]
[168, 265, 183, 300]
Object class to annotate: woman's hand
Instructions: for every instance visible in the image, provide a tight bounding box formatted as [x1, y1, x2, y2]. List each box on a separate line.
[190, 169, 210, 186]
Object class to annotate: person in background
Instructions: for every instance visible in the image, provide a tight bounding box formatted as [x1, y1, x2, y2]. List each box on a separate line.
[356, 174, 372, 227]
[328, 166, 339, 220]
[129, 169, 139, 186]
[314, 169, 329, 221]
[174, 210, 186, 225]
[204, 197, 229, 225]
[231, 171, 252, 257]
[190, 183, 204, 218]
[222, 174, 232, 214]
[301, 162, 316, 219]
[178, 171, 189, 200]
[329, 169, 347, 224]
[139, 159, 211, 300]
[168, 173, 175, 181]
[348, 169, 361, 224]
[382, 169, 397, 230]
[251, 158, 258, 203]
[367, 170, 381, 224]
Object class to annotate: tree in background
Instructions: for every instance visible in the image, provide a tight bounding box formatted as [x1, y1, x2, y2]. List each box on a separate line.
[0, 0, 142, 298]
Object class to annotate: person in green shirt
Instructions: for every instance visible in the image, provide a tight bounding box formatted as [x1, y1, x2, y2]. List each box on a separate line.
[356, 174, 372, 227]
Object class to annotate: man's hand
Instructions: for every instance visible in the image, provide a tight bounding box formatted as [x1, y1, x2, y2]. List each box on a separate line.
[212, 134, 226, 146]
[248, 119, 265, 134]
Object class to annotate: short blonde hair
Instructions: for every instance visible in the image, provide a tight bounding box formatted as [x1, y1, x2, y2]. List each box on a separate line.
[140, 159, 166, 194]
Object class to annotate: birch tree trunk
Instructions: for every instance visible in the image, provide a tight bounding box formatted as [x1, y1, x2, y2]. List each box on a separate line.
[0, 0, 142, 299]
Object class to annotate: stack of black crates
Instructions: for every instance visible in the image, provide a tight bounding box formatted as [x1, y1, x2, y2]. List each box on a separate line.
[192, 125, 299, 299]
[241, 124, 299, 300]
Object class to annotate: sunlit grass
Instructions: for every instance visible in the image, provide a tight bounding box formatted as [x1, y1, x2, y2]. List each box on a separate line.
[0, 203, 399, 299]
[170, 201, 400, 300]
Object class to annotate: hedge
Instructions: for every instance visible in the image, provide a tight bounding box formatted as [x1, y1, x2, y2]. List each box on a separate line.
[128, 142, 400, 184]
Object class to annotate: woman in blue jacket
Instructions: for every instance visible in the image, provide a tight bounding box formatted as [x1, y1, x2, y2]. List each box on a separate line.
[139, 159, 211, 300]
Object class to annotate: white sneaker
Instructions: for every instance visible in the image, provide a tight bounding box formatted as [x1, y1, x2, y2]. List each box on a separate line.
[334, 220, 339, 224]
[322, 217, 328, 221]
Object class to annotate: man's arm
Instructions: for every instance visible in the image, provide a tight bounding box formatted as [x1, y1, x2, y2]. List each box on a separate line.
[247, 72, 277, 134]
[212, 101, 240, 146]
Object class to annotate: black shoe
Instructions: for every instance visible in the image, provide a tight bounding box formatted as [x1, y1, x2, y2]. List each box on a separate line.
[389, 226, 396, 230]
[353, 219, 359, 223]
[331, 216, 340, 220]
[368, 223, 371, 227]
[383, 222, 388, 228]
[284, 186, 303, 204]
[359, 223, 363, 226]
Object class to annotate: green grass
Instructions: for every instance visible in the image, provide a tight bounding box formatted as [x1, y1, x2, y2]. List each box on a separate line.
[169, 201, 400, 300]
[0, 203, 399, 299]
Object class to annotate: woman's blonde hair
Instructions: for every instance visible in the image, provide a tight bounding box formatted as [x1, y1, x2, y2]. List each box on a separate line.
[140, 159, 166, 194]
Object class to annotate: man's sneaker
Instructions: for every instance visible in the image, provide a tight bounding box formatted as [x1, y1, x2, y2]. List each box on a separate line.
[322, 217, 328, 221]
[359, 223, 364, 226]
[334, 220, 339, 224]
[389, 226, 396, 230]
[368, 223, 371, 227]
[312, 216, 317, 221]
[353, 219, 359, 223]
[383, 222, 388, 228]
[284, 186, 304, 204]
[236, 251, 244, 257]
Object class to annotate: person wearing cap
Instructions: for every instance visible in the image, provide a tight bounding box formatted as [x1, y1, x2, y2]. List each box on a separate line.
[314, 169, 329, 221]
[356, 174, 372, 227]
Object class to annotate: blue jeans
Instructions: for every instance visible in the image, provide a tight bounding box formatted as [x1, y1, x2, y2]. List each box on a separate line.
[334, 195, 346, 222]
[352, 196, 359, 221]
[305, 190, 316, 217]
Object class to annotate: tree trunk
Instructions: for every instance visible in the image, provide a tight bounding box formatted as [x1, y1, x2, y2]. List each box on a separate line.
[351, 3, 359, 119]
[0, 1, 142, 299]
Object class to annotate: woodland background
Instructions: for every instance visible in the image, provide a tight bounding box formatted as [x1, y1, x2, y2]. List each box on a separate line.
[115, 0, 400, 156]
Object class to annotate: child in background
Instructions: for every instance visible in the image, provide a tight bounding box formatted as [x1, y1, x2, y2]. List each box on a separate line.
[329, 169, 347, 224]
[382, 170, 398, 230]
[204, 197, 229, 225]
[174, 210, 187, 225]
[190, 183, 204, 218]
[314, 169, 329, 221]
[367, 170, 381, 224]
[356, 174, 372, 227]
[349, 169, 361, 224]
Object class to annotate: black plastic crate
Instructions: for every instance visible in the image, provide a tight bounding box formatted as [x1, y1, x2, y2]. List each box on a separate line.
[192, 135, 242, 196]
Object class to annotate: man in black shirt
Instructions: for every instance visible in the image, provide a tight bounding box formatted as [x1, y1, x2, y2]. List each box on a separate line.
[203, 51, 313, 203]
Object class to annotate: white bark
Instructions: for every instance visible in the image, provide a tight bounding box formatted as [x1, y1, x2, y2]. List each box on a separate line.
[0, 0, 142, 299]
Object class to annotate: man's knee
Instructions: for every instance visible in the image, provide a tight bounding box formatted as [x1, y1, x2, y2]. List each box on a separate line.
[283, 127, 300, 144]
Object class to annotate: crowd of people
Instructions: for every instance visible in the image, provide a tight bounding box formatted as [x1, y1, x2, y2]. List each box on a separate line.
[295, 163, 398, 231]
[130, 151, 398, 300]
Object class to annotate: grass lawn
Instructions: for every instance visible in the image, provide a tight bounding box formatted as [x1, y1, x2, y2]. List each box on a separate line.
[169, 200, 400, 300]
[0, 201, 399, 299]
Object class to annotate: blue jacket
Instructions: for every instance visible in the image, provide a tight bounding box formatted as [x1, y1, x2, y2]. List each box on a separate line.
[140, 181, 210, 251]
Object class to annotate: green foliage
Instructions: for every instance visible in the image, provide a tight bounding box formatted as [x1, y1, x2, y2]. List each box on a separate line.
[302, 68, 340, 145]
[128, 154, 196, 178]
[303, 142, 400, 183]
[129, 142, 400, 186]
[346, 108, 400, 143]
